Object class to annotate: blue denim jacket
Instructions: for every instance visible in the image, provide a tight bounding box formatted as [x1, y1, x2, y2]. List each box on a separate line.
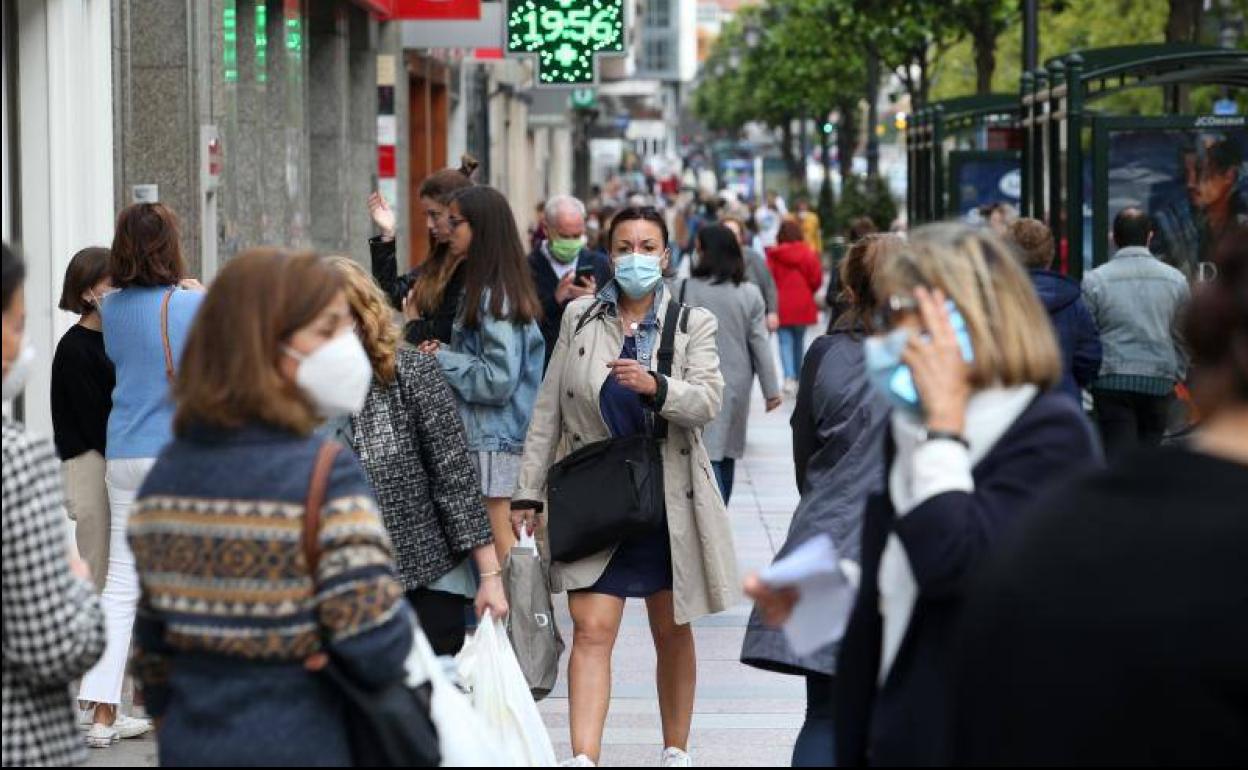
[597, 279, 663, 366]
[435, 294, 545, 454]
[1082, 246, 1190, 382]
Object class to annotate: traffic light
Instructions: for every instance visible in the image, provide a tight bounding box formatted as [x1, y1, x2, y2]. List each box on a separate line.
[822, 122, 834, 134]
[894, 112, 908, 131]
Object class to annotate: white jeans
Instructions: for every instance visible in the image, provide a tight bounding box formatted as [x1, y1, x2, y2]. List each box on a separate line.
[77, 458, 154, 706]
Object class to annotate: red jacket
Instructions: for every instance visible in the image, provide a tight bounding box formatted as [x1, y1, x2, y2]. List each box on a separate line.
[767, 241, 824, 327]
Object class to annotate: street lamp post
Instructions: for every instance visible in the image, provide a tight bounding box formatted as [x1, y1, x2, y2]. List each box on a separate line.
[1023, 0, 1038, 73]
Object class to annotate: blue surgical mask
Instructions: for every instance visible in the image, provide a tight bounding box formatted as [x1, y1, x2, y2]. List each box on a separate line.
[864, 301, 975, 415]
[614, 253, 664, 299]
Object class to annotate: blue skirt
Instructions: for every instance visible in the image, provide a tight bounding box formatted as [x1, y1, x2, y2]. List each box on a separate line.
[574, 517, 674, 598]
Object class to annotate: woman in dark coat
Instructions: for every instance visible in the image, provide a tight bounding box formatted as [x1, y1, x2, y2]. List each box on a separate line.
[741, 235, 901, 766]
[833, 224, 1101, 766]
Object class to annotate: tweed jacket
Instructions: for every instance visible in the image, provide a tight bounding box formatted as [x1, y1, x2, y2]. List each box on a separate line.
[514, 289, 741, 625]
[347, 346, 493, 589]
[2, 417, 106, 767]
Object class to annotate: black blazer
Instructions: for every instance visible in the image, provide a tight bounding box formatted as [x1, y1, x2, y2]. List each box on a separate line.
[527, 245, 612, 370]
[834, 391, 1101, 766]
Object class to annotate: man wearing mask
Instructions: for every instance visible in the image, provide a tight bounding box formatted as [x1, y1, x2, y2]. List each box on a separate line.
[528, 195, 613, 370]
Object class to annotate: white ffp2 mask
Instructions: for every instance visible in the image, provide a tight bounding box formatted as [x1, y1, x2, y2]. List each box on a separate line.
[284, 332, 373, 418]
[2, 342, 36, 402]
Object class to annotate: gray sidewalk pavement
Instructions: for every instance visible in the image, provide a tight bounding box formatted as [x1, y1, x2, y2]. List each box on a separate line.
[83, 367, 806, 769]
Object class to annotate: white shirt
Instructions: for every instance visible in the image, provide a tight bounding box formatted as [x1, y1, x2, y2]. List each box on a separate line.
[876, 384, 1037, 685]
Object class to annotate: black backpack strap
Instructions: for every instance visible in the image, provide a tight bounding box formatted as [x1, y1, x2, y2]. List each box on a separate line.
[678, 278, 688, 306]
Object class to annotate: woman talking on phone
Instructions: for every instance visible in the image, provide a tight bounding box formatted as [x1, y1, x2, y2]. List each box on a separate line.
[831, 224, 1101, 765]
[510, 206, 738, 768]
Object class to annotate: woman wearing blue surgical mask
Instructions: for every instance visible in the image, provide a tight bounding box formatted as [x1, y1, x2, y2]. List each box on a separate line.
[511, 206, 738, 768]
[833, 223, 1102, 766]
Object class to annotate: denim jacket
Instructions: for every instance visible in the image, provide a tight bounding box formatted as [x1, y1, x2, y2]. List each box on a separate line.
[1081, 246, 1190, 382]
[435, 293, 545, 454]
[598, 279, 663, 367]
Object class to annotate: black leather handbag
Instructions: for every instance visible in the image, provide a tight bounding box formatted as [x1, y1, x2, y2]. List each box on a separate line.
[546, 300, 687, 564]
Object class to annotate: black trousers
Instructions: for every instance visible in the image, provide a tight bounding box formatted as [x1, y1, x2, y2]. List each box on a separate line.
[1092, 389, 1172, 463]
[406, 588, 470, 657]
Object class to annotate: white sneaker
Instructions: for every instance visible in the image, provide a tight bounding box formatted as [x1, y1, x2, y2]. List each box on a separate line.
[111, 714, 154, 739]
[84, 723, 118, 748]
[559, 755, 596, 768]
[661, 747, 693, 767]
[77, 707, 94, 730]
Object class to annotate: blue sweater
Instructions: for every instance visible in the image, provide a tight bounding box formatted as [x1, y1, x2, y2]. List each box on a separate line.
[128, 423, 412, 767]
[102, 287, 204, 459]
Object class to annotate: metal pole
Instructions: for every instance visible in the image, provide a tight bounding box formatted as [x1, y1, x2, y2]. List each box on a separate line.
[1023, 0, 1038, 73]
[866, 49, 880, 179]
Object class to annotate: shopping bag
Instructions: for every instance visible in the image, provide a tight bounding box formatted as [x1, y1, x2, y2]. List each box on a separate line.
[405, 618, 509, 767]
[504, 530, 565, 700]
[455, 610, 557, 767]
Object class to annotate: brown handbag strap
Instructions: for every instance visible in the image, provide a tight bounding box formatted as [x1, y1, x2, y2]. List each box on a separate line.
[301, 441, 343, 576]
[160, 288, 176, 383]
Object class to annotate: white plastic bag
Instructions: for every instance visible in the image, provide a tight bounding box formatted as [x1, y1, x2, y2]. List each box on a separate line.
[455, 610, 557, 767]
[405, 619, 510, 767]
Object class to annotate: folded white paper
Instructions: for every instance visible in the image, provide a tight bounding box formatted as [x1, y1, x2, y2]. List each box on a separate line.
[759, 534, 858, 657]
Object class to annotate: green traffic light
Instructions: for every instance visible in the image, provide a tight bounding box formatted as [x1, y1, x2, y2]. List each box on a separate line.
[822, 122, 834, 134]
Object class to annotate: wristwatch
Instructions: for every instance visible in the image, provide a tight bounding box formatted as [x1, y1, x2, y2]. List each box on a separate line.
[920, 428, 970, 449]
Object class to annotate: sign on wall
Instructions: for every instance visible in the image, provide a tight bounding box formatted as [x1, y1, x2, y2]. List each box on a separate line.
[391, 0, 482, 19]
[506, 0, 625, 85]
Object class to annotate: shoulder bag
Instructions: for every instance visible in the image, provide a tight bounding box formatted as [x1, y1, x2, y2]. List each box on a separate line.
[302, 441, 441, 767]
[546, 299, 687, 564]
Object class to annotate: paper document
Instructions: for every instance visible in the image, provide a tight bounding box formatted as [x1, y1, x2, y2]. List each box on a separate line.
[758, 534, 857, 657]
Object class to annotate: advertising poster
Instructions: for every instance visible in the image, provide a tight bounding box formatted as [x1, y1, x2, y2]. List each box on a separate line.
[952, 153, 1022, 221]
[1106, 121, 1248, 279]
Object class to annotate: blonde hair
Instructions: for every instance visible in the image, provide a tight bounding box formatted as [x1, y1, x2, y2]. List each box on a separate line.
[326, 256, 400, 385]
[876, 223, 1062, 391]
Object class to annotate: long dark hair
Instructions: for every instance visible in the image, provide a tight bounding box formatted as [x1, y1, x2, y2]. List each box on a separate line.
[693, 224, 745, 285]
[412, 155, 478, 316]
[449, 186, 542, 329]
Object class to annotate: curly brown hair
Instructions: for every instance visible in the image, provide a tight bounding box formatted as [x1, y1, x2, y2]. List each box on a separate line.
[326, 256, 400, 385]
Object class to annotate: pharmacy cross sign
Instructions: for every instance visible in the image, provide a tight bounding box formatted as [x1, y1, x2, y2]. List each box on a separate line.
[506, 0, 626, 85]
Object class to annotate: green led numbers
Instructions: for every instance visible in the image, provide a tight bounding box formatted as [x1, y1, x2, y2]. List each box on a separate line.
[507, 0, 625, 85]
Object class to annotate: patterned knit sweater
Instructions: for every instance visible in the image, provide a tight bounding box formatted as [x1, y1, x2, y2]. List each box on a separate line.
[128, 422, 412, 767]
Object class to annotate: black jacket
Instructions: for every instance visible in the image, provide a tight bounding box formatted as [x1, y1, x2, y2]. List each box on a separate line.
[527, 244, 612, 370]
[953, 445, 1248, 765]
[369, 237, 464, 345]
[835, 392, 1101, 766]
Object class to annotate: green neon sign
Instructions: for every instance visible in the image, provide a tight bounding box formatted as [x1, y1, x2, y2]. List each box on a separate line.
[507, 0, 625, 85]
[255, 2, 268, 83]
[223, 0, 238, 83]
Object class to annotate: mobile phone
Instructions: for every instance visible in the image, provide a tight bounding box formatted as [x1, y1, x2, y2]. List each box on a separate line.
[574, 262, 596, 284]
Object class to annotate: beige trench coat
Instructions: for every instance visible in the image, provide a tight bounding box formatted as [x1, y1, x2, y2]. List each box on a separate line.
[513, 292, 741, 625]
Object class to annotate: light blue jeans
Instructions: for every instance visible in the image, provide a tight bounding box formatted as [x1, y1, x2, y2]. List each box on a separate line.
[778, 326, 807, 381]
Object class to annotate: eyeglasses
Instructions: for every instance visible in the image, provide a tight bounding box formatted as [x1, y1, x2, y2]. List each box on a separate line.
[872, 294, 919, 330]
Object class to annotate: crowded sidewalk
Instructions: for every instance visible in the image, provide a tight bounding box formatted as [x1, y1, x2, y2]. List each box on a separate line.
[80, 388, 807, 769]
